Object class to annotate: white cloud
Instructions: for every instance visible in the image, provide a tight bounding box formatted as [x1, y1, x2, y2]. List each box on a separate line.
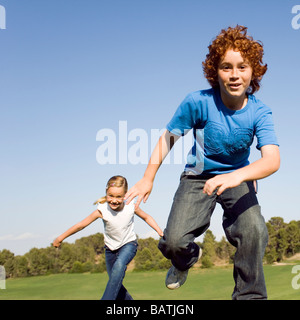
[0, 233, 40, 241]
[0, 234, 14, 241]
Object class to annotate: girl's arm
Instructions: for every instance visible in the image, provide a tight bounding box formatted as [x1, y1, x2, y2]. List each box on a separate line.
[125, 130, 180, 208]
[134, 207, 164, 237]
[203, 145, 280, 196]
[53, 210, 102, 247]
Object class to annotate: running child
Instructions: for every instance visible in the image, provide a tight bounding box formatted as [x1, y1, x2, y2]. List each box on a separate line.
[53, 175, 163, 300]
[125, 25, 280, 300]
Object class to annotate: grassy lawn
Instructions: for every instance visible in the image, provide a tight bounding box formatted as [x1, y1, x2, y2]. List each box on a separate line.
[0, 264, 299, 300]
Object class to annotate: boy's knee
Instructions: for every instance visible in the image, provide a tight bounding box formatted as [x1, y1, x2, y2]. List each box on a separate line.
[249, 209, 267, 234]
[253, 219, 268, 246]
[240, 209, 268, 247]
[159, 234, 185, 255]
[159, 232, 199, 259]
[225, 206, 268, 247]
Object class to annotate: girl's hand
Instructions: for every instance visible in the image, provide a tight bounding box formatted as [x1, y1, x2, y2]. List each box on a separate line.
[125, 177, 153, 209]
[53, 238, 62, 248]
[203, 172, 243, 196]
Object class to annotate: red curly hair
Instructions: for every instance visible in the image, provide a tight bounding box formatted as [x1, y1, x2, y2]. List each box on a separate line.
[202, 25, 267, 94]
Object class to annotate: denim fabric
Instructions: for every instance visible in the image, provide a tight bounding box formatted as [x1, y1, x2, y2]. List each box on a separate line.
[101, 240, 137, 300]
[158, 173, 268, 300]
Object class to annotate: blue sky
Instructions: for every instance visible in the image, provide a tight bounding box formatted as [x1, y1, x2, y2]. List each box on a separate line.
[1, 0, 299, 255]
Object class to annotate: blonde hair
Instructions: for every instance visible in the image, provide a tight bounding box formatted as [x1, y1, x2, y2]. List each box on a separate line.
[93, 175, 128, 205]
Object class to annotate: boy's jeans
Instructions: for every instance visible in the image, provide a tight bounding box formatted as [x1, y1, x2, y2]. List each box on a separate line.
[158, 173, 268, 300]
[101, 240, 137, 300]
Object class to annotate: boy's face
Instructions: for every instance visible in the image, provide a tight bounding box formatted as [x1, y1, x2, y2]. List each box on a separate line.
[217, 49, 253, 110]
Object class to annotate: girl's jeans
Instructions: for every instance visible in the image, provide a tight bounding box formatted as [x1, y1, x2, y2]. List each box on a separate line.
[101, 240, 137, 300]
[158, 173, 269, 300]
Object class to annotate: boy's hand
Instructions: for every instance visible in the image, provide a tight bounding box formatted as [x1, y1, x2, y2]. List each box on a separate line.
[125, 177, 153, 209]
[203, 172, 243, 196]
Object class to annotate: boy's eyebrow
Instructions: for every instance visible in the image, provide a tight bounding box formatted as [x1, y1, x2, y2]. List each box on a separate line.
[219, 60, 250, 66]
[218, 62, 232, 67]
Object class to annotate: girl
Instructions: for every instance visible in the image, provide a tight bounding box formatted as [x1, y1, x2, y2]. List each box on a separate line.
[53, 175, 163, 300]
[125, 26, 280, 300]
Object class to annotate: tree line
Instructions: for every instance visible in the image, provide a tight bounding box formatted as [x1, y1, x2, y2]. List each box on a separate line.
[0, 217, 299, 278]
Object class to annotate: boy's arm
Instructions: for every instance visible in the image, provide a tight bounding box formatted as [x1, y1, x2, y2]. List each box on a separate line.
[125, 130, 180, 208]
[203, 145, 280, 196]
[134, 207, 164, 237]
[53, 210, 102, 247]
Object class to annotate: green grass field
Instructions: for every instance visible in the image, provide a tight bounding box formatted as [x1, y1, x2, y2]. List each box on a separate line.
[1, 265, 299, 300]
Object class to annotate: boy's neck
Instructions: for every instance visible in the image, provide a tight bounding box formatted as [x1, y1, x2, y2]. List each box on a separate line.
[220, 91, 248, 111]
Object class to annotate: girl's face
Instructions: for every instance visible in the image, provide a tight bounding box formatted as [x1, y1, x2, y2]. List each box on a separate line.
[106, 186, 126, 211]
[217, 49, 253, 110]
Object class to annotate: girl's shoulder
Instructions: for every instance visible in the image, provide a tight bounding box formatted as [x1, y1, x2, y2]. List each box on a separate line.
[97, 202, 108, 213]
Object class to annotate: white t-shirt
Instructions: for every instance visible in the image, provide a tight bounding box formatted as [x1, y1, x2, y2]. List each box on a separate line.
[97, 202, 137, 250]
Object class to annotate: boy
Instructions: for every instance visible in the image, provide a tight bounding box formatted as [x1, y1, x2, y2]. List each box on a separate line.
[125, 25, 280, 300]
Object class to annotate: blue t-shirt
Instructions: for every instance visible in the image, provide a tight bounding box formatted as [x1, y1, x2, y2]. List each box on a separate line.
[166, 88, 279, 175]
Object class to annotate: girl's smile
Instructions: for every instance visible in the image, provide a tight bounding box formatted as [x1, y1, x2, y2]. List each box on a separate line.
[106, 186, 126, 211]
